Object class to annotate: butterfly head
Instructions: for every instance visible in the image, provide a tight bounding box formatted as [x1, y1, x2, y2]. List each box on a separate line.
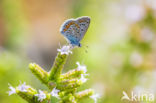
[78, 43, 82, 47]
[70, 42, 81, 48]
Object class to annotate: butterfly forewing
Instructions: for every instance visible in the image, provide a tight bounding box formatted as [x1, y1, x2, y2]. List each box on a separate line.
[76, 17, 90, 41]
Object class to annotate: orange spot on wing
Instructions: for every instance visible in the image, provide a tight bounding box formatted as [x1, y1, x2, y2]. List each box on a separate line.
[78, 19, 86, 23]
[63, 21, 73, 32]
[74, 23, 80, 29]
[63, 21, 80, 32]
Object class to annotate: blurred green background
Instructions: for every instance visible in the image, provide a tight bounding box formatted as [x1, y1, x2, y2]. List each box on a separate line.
[0, 0, 156, 103]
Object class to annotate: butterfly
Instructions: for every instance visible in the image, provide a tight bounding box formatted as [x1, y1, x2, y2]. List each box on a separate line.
[60, 16, 90, 47]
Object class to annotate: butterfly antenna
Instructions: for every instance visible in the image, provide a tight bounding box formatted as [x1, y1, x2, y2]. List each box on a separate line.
[81, 45, 88, 53]
[82, 43, 89, 53]
[85, 45, 89, 53]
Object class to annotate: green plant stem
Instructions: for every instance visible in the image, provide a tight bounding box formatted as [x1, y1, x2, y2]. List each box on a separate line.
[29, 63, 49, 85]
[49, 53, 67, 81]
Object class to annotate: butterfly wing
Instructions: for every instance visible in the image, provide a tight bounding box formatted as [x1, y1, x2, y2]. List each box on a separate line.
[60, 19, 81, 45]
[60, 16, 90, 46]
[76, 16, 90, 41]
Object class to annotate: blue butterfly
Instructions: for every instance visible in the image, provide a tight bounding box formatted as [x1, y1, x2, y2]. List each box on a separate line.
[60, 16, 90, 47]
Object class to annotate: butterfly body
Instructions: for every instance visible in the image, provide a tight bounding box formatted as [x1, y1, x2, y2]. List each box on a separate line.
[60, 16, 90, 47]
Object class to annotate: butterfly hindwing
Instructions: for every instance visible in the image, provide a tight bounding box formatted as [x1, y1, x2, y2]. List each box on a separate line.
[60, 19, 80, 44]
